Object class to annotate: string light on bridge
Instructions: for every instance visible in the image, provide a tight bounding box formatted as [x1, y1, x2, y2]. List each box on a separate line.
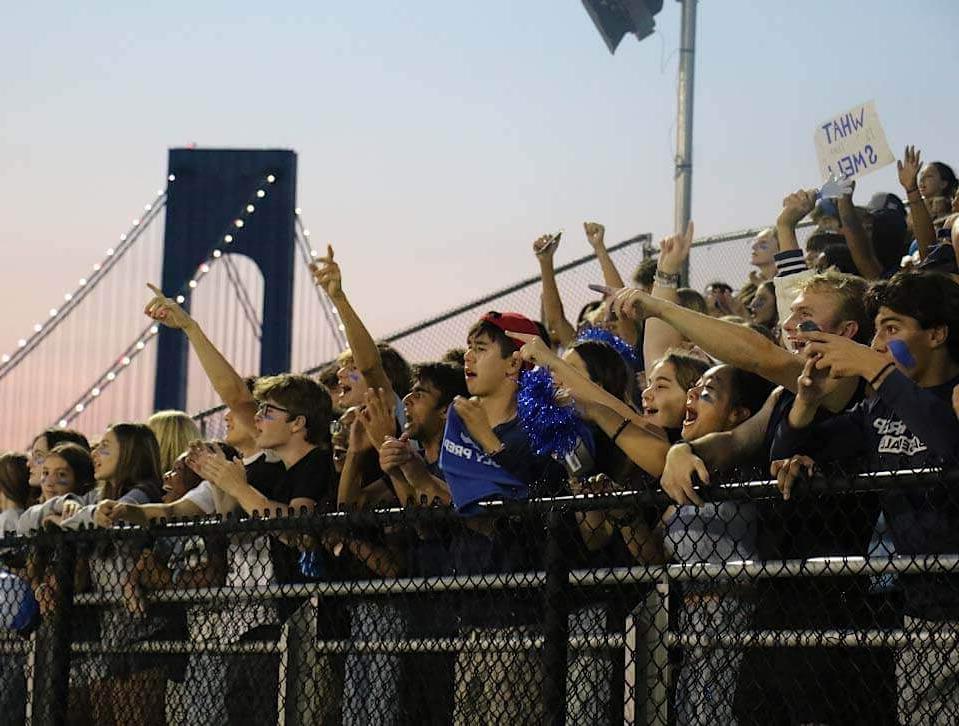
[53, 170, 279, 427]
[0, 182, 172, 380]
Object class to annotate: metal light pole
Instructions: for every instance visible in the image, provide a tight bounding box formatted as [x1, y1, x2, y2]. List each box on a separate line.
[674, 0, 698, 282]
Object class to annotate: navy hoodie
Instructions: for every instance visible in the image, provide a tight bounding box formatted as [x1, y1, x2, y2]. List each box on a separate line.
[771, 369, 959, 620]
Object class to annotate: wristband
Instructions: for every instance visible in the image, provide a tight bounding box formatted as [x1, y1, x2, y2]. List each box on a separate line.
[868, 362, 895, 387]
[611, 418, 630, 444]
[654, 269, 680, 289]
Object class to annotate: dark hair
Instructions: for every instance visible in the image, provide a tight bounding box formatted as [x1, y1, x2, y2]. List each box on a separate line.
[533, 321, 553, 350]
[870, 209, 908, 274]
[105, 423, 163, 501]
[676, 288, 707, 315]
[314, 365, 340, 396]
[805, 230, 846, 255]
[652, 350, 711, 392]
[467, 320, 519, 358]
[632, 258, 658, 289]
[568, 340, 635, 404]
[866, 270, 959, 362]
[705, 281, 733, 294]
[931, 162, 959, 199]
[817, 244, 858, 275]
[0, 453, 30, 509]
[376, 343, 412, 398]
[411, 362, 469, 410]
[47, 443, 95, 497]
[728, 368, 775, 418]
[441, 348, 466, 367]
[576, 300, 604, 327]
[34, 428, 90, 451]
[254, 373, 334, 447]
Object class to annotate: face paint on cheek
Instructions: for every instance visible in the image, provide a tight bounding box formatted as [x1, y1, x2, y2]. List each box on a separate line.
[699, 389, 716, 404]
[348, 372, 361, 383]
[888, 339, 917, 369]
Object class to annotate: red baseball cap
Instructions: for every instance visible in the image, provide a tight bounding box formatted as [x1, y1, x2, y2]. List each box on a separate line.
[480, 311, 541, 349]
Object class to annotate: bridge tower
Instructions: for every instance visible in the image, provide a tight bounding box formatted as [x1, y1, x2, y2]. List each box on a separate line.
[154, 148, 298, 411]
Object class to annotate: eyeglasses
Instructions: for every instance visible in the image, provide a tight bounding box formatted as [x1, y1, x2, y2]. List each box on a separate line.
[256, 401, 294, 420]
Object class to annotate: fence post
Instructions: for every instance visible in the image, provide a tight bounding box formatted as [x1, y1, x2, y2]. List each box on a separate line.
[542, 509, 569, 725]
[32, 534, 76, 726]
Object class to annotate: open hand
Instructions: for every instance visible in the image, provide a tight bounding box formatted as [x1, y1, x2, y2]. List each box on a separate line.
[897, 145, 922, 192]
[188, 443, 248, 496]
[358, 388, 397, 451]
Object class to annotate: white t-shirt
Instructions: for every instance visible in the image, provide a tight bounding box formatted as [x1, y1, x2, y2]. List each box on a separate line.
[183, 450, 282, 642]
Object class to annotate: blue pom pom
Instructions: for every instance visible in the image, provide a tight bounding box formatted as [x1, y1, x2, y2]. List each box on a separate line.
[517, 366, 582, 458]
[576, 327, 641, 371]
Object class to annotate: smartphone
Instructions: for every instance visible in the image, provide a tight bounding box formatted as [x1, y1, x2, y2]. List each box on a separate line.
[588, 283, 613, 296]
[563, 437, 596, 479]
[798, 320, 821, 333]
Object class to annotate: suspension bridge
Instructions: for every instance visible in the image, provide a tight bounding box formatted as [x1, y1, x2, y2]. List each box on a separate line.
[0, 146, 654, 450]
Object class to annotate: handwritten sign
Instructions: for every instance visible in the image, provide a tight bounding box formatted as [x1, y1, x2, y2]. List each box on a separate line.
[814, 101, 895, 181]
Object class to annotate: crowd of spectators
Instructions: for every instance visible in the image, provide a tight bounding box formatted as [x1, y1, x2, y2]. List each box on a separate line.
[1, 145, 959, 725]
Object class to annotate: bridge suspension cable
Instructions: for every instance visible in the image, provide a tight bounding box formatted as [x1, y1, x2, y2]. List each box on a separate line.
[51, 172, 279, 429]
[294, 213, 347, 351]
[0, 185, 170, 382]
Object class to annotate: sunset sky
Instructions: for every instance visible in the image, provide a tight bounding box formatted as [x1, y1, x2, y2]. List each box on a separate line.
[3, 0, 957, 364]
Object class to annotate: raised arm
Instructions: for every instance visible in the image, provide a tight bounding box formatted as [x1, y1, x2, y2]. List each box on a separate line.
[584, 222, 626, 290]
[145, 284, 257, 438]
[311, 245, 394, 395]
[776, 189, 816, 253]
[617, 288, 801, 389]
[898, 145, 936, 261]
[534, 234, 578, 347]
[836, 191, 883, 280]
[643, 222, 694, 366]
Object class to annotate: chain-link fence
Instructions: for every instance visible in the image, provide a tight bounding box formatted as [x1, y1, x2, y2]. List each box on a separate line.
[4, 465, 958, 725]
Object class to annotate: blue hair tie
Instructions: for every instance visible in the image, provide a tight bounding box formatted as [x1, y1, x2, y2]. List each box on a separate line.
[576, 327, 641, 371]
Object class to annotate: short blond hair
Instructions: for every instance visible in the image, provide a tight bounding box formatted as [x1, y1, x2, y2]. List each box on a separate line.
[147, 410, 201, 473]
[796, 271, 872, 343]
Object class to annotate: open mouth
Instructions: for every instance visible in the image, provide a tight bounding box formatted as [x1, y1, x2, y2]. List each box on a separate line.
[682, 404, 699, 427]
[464, 369, 477, 380]
[643, 405, 659, 418]
[337, 384, 352, 399]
